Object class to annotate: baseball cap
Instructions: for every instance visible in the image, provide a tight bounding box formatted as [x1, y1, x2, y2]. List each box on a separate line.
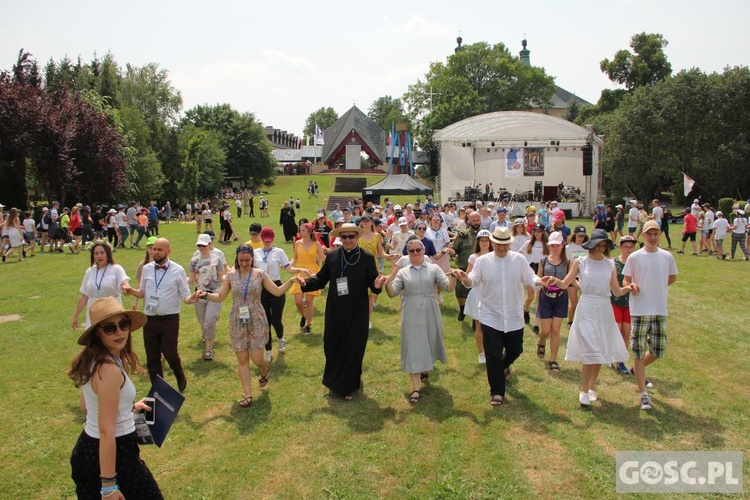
[476, 229, 491, 239]
[619, 235, 636, 245]
[398, 217, 408, 226]
[513, 218, 525, 226]
[693, 199, 699, 203]
[496, 207, 507, 213]
[315, 213, 325, 219]
[526, 205, 536, 212]
[249, 222, 262, 234]
[260, 227, 275, 242]
[642, 220, 661, 233]
[716, 211, 723, 216]
[146, 236, 158, 245]
[548, 231, 564, 245]
[615, 204, 623, 209]
[574, 225, 587, 234]
[393, 205, 402, 211]
[196, 234, 211, 246]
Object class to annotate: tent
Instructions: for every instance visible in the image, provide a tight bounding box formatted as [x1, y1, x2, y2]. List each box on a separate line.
[361, 175, 433, 203]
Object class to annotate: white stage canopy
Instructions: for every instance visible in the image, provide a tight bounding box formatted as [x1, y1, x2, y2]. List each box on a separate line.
[433, 111, 602, 216]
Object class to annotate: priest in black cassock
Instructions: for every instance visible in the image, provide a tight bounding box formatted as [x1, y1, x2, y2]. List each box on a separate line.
[301, 223, 386, 400]
[279, 200, 297, 242]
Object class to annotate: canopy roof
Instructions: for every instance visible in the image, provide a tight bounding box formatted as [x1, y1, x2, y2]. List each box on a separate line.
[322, 106, 387, 165]
[362, 174, 433, 196]
[434, 111, 595, 144]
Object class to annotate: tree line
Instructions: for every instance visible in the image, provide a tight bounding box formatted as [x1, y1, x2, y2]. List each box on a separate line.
[0, 50, 276, 209]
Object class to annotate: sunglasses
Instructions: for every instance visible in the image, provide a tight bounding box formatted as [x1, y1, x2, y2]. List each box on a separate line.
[416, 226, 427, 230]
[99, 318, 132, 336]
[339, 234, 358, 240]
[407, 248, 424, 254]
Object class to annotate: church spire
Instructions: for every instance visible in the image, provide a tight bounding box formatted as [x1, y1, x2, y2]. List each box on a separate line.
[519, 38, 530, 65]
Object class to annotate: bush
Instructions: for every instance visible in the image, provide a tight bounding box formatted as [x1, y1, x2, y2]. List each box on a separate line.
[718, 197, 735, 218]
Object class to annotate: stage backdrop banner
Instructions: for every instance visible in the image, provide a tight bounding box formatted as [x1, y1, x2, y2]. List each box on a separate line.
[504, 148, 522, 179]
[524, 148, 544, 176]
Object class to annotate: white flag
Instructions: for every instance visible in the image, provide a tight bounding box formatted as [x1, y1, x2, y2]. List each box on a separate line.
[682, 172, 695, 197]
[314, 125, 325, 146]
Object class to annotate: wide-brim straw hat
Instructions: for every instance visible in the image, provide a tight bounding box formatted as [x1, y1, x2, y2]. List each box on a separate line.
[77, 297, 147, 346]
[582, 229, 615, 250]
[488, 226, 513, 244]
[330, 223, 364, 239]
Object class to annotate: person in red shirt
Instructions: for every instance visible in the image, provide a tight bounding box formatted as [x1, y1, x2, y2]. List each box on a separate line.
[69, 206, 83, 253]
[678, 207, 698, 255]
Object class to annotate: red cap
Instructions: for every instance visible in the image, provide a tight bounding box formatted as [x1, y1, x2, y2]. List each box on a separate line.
[260, 227, 275, 242]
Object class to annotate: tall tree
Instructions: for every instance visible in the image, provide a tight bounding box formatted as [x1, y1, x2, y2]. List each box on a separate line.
[403, 42, 555, 147]
[600, 33, 672, 90]
[178, 126, 227, 200]
[303, 107, 338, 139]
[368, 96, 408, 132]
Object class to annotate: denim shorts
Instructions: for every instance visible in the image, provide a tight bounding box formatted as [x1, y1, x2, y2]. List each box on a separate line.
[536, 290, 568, 319]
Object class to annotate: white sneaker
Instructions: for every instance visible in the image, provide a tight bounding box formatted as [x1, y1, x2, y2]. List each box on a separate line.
[278, 338, 286, 354]
[265, 350, 273, 363]
[640, 392, 652, 410]
[579, 391, 591, 407]
[478, 352, 486, 364]
[368, 321, 372, 330]
[588, 390, 598, 402]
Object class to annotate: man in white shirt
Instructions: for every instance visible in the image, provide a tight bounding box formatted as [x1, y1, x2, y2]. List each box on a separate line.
[690, 199, 701, 217]
[622, 220, 678, 411]
[651, 199, 663, 229]
[122, 238, 199, 392]
[235, 196, 243, 218]
[711, 211, 730, 260]
[702, 204, 715, 253]
[454, 226, 543, 406]
[628, 200, 640, 235]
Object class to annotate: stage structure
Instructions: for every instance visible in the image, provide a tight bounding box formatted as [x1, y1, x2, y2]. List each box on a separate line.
[321, 106, 386, 169]
[433, 111, 603, 216]
[387, 122, 414, 175]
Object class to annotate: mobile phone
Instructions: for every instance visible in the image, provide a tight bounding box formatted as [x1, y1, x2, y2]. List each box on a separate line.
[143, 397, 155, 425]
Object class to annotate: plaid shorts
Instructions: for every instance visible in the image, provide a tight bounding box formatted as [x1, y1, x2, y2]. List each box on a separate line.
[630, 315, 667, 359]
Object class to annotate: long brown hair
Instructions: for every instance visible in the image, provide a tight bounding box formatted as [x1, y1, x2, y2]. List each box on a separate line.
[526, 228, 549, 255]
[89, 241, 115, 267]
[67, 324, 143, 388]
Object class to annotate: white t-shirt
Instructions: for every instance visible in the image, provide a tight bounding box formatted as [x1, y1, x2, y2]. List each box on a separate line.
[390, 231, 414, 255]
[691, 203, 701, 217]
[567, 243, 587, 262]
[80, 264, 129, 327]
[704, 210, 715, 231]
[254, 246, 290, 281]
[23, 219, 36, 232]
[711, 218, 730, 240]
[731, 216, 748, 235]
[628, 208, 639, 228]
[524, 240, 546, 264]
[622, 248, 678, 316]
[510, 234, 529, 253]
[652, 206, 663, 224]
[426, 227, 450, 252]
[115, 211, 127, 226]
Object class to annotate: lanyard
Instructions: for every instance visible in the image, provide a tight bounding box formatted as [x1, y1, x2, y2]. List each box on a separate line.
[240, 271, 252, 303]
[340, 248, 360, 277]
[154, 263, 170, 291]
[262, 248, 272, 263]
[94, 264, 108, 291]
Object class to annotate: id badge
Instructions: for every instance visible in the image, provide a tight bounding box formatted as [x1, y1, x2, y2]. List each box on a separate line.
[239, 306, 250, 324]
[256, 262, 269, 272]
[336, 277, 349, 296]
[145, 295, 159, 315]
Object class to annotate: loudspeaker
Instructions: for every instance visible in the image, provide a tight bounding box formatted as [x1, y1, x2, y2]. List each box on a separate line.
[582, 145, 593, 176]
[429, 149, 440, 177]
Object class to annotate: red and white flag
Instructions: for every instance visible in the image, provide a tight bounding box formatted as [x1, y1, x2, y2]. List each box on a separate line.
[682, 172, 695, 196]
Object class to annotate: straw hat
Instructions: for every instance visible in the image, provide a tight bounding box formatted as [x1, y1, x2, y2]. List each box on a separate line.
[330, 222, 363, 239]
[77, 297, 147, 346]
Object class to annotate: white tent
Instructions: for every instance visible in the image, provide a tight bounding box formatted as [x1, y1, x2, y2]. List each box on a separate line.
[433, 111, 602, 216]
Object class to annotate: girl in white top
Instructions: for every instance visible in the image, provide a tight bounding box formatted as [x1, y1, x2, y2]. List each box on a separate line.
[22, 210, 37, 257]
[1, 207, 24, 262]
[510, 218, 529, 253]
[522, 224, 548, 325]
[72, 241, 130, 329]
[566, 226, 589, 326]
[68, 297, 160, 498]
[728, 209, 749, 260]
[464, 230, 492, 363]
[711, 211, 730, 259]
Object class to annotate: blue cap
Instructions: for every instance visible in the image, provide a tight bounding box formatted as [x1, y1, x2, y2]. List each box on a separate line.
[496, 207, 508, 213]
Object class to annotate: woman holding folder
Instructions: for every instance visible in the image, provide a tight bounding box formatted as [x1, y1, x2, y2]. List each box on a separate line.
[68, 297, 162, 499]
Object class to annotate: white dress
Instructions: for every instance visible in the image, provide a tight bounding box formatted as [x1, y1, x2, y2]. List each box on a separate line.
[463, 253, 483, 319]
[564, 256, 628, 364]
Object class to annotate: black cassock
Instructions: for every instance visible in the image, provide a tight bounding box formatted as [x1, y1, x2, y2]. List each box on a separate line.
[301, 246, 381, 395]
[279, 207, 297, 241]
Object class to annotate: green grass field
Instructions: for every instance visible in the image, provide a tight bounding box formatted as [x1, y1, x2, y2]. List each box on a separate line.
[0, 174, 747, 499]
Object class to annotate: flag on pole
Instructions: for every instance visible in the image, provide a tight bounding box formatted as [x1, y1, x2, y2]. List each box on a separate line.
[682, 172, 695, 196]
[314, 125, 325, 146]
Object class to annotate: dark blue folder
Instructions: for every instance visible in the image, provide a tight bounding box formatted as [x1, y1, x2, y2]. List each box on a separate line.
[146, 375, 185, 447]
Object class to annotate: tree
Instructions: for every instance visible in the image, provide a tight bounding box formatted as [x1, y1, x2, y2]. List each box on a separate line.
[565, 98, 581, 122]
[368, 96, 407, 132]
[303, 107, 338, 139]
[178, 126, 227, 200]
[600, 33, 672, 90]
[403, 42, 555, 147]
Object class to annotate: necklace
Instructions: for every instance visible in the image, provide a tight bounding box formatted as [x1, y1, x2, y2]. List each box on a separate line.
[341, 248, 361, 267]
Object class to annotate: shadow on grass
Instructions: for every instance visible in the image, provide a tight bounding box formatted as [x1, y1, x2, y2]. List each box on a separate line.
[309, 392, 397, 434]
[393, 384, 480, 424]
[494, 385, 574, 431]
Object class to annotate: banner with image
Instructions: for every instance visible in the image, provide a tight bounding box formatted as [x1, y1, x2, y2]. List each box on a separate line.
[524, 148, 544, 176]
[504, 148, 522, 179]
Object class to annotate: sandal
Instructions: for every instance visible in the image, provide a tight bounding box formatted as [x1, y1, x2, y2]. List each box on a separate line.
[490, 395, 503, 406]
[343, 392, 355, 401]
[504, 367, 511, 382]
[238, 396, 253, 407]
[409, 390, 421, 404]
[536, 343, 546, 359]
[259, 369, 269, 388]
[548, 361, 561, 371]
[203, 349, 214, 361]
[420, 372, 429, 383]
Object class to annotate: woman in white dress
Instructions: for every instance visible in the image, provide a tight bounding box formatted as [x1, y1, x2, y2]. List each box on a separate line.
[385, 239, 456, 404]
[463, 229, 491, 363]
[545, 229, 635, 408]
[72, 241, 130, 329]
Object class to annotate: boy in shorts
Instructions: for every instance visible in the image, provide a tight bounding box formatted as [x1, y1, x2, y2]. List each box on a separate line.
[622, 220, 678, 410]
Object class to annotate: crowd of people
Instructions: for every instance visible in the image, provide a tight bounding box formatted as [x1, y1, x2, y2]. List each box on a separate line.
[4, 188, 741, 497]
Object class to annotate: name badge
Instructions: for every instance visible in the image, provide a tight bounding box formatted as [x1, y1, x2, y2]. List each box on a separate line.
[256, 262, 269, 272]
[336, 277, 349, 296]
[145, 295, 159, 315]
[239, 306, 250, 324]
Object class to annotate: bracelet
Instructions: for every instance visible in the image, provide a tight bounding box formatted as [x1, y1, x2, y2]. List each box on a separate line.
[100, 484, 119, 495]
[100, 474, 117, 483]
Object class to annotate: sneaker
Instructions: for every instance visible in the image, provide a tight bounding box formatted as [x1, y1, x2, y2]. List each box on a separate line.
[579, 391, 591, 407]
[373, 300, 378, 307]
[532, 325, 540, 335]
[617, 362, 630, 375]
[304, 325, 311, 335]
[299, 316, 306, 328]
[278, 338, 286, 354]
[588, 390, 598, 402]
[457, 311, 465, 322]
[524, 310, 530, 324]
[265, 350, 273, 363]
[368, 321, 372, 330]
[640, 393, 652, 410]
[677, 250, 684, 254]
[478, 352, 486, 364]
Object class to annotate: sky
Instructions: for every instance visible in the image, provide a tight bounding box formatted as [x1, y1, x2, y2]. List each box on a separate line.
[2, 0, 748, 137]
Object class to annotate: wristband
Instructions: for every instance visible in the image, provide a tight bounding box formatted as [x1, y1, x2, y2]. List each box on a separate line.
[100, 474, 117, 483]
[101, 484, 119, 495]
